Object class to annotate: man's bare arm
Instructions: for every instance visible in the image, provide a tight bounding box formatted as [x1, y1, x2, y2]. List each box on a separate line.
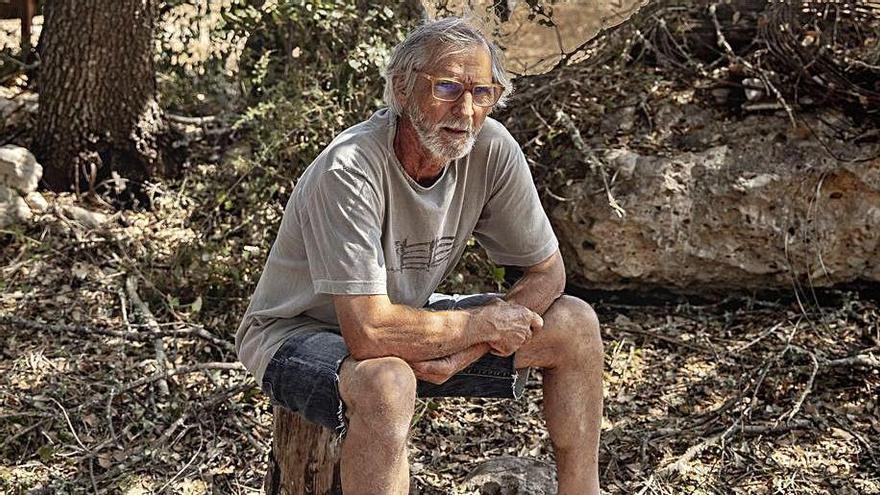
[333, 294, 539, 362]
[504, 249, 566, 316]
[409, 249, 566, 383]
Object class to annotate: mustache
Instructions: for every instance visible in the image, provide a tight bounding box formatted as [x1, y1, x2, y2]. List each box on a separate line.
[438, 119, 474, 133]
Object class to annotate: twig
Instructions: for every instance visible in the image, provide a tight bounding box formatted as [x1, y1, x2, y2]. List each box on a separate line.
[76, 362, 245, 412]
[164, 113, 218, 125]
[0, 419, 46, 450]
[732, 322, 784, 352]
[792, 353, 880, 370]
[709, 3, 797, 127]
[658, 419, 811, 475]
[126, 275, 170, 397]
[89, 458, 98, 495]
[91, 415, 192, 492]
[49, 398, 90, 452]
[104, 388, 118, 449]
[118, 287, 132, 333]
[556, 109, 626, 217]
[635, 474, 655, 495]
[609, 325, 719, 356]
[784, 346, 819, 423]
[156, 437, 203, 494]
[729, 420, 811, 436]
[230, 414, 267, 452]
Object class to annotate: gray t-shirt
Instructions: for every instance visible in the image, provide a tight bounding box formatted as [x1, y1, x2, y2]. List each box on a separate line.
[236, 108, 558, 384]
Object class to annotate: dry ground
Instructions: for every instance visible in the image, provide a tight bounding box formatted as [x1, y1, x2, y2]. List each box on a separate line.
[1, 191, 878, 494]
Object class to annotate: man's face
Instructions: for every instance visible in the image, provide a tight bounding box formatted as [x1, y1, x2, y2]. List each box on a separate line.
[405, 44, 495, 161]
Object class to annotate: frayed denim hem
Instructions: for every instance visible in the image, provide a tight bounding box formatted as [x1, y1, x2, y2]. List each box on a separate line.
[331, 353, 350, 446]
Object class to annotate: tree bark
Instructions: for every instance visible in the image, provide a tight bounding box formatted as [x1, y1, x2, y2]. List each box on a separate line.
[264, 406, 342, 495]
[33, 0, 163, 200]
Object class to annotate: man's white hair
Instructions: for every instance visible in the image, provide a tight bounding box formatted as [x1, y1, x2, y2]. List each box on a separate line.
[382, 17, 513, 116]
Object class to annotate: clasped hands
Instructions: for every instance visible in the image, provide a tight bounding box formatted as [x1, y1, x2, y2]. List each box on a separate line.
[409, 298, 543, 384]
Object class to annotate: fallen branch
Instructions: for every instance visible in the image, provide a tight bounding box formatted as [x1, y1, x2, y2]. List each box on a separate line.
[556, 109, 626, 217]
[609, 325, 721, 356]
[77, 362, 245, 412]
[658, 419, 811, 475]
[822, 354, 880, 369]
[0, 314, 234, 351]
[126, 276, 170, 397]
[785, 346, 819, 422]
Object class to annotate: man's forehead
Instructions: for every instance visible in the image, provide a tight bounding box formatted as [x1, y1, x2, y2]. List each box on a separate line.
[429, 44, 493, 80]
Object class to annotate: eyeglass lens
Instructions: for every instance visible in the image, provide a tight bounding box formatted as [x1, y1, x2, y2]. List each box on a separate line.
[433, 79, 499, 106]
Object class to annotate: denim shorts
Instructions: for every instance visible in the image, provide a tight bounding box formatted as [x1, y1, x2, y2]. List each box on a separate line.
[261, 293, 530, 440]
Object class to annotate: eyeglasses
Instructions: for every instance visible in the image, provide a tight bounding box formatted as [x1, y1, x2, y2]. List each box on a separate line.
[417, 72, 505, 107]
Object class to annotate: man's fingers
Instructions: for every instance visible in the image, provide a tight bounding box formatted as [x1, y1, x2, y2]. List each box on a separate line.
[530, 312, 544, 331]
[414, 369, 448, 385]
[489, 348, 513, 357]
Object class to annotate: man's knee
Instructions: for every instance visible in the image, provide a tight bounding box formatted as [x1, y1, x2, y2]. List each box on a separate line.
[339, 356, 416, 438]
[546, 295, 603, 361]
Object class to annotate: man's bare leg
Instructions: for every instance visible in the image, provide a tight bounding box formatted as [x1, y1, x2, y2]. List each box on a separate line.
[338, 356, 416, 495]
[515, 295, 604, 495]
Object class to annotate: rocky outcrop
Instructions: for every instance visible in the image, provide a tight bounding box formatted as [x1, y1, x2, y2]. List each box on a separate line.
[551, 109, 880, 293]
[0, 145, 45, 228]
[461, 457, 557, 494]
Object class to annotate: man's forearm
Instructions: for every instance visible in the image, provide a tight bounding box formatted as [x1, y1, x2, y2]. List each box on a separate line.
[504, 250, 566, 316]
[342, 302, 489, 362]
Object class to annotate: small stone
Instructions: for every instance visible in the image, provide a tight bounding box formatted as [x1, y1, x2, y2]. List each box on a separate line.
[0, 145, 43, 193]
[0, 184, 32, 228]
[64, 205, 109, 230]
[25, 191, 49, 213]
[743, 78, 764, 101]
[462, 457, 557, 495]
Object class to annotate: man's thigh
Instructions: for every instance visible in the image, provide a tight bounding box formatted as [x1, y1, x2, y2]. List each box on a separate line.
[262, 328, 350, 436]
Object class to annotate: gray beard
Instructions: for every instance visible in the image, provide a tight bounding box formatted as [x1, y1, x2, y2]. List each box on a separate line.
[407, 106, 478, 162]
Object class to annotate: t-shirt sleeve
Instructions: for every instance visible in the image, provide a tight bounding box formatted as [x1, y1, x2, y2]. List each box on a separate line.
[299, 168, 387, 295]
[473, 143, 558, 267]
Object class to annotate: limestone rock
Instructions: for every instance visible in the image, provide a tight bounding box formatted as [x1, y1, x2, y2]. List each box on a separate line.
[25, 191, 48, 213]
[63, 205, 109, 230]
[0, 184, 32, 228]
[461, 457, 557, 495]
[552, 111, 880, 293]
[0, 145, 42, 193]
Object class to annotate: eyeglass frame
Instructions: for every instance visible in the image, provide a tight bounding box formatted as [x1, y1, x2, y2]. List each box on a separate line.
[416, 72, 505, 107]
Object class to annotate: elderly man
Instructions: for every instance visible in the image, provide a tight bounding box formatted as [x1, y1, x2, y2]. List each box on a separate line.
[236, 17, 603, 495]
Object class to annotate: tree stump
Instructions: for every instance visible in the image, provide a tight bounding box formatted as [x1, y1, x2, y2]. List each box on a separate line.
[264, 405, 342, 495]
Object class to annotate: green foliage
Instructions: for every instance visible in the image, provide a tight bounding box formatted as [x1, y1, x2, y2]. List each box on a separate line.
[228, 1, 413, 174]
[156, 0, 245, 115]
[151, 1, 421, 328]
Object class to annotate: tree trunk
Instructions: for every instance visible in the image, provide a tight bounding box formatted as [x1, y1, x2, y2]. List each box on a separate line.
[264, 406, 342, 495]
[34, 0, 163, 202]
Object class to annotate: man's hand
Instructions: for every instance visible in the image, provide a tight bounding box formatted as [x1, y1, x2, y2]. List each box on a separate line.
[468, 298, 543, 357]
[410, 343, 490, 384]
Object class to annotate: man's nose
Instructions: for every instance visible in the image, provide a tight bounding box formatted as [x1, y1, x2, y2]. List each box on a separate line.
[453, 90, 475, 118]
